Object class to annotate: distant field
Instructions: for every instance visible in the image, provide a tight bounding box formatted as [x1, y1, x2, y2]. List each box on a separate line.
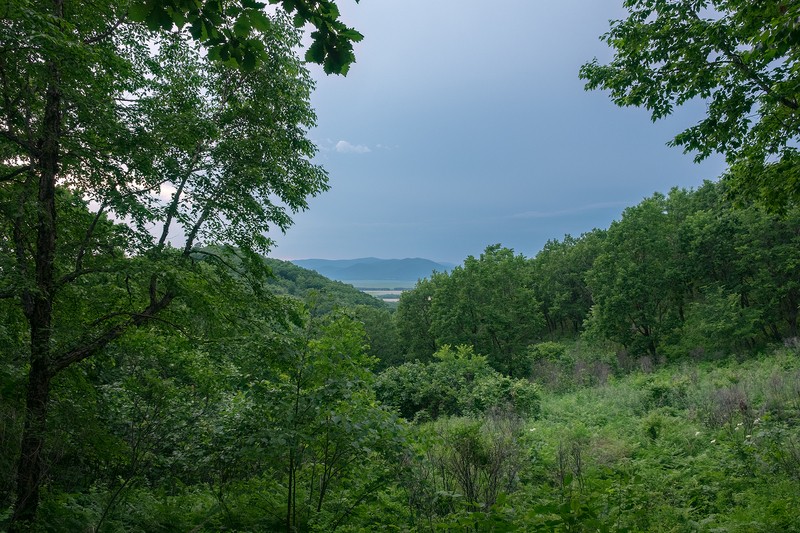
[349, 280, 418, 290]
[362, 289, 404, 303]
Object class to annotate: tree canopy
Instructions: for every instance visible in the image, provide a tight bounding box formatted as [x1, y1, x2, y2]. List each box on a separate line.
[580, 0, 800, 208]
[111, 0, 362, 74]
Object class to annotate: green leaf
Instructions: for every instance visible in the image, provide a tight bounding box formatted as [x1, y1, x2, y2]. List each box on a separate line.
[128, 1, 154, 22]
[248, 10, 272, 32]
[233, 15, 250, 37]
[146, 6, 174, 31]
[339, 28, 364, 43]
[305, 39, 325, 64]
[241, 49, 257, 71]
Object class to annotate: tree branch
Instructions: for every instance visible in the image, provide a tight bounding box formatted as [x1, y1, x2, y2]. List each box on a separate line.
[56, 266, 116, 287]
[0, 129, 33, 151]
[688, 9, 799, 110]
[183, 205, 211, 255]
[50, 290, 176, 376]
[64, 202, 107, 283]
[83, 11, 128, 44]
[158, 142, 204, 249]
[0, 164, 32, 183]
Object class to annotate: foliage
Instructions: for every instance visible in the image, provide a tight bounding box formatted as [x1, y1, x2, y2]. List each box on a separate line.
[395, 245, 545, 375]
[375, 345, 540, 422]
[530, 231, 604, 337]
[0, 1, 327, 527]
[393, 182, 800, 371]
[665, 284, 762, 358]
[262, 257, 388, 313]
[581, 0, 800, 208]
[128, 0, 364, 75]
[585, 191, 688, 357]
[401, 413, 526, 526]
[394, 275, 440, 363]
[430, 245, 545, 376]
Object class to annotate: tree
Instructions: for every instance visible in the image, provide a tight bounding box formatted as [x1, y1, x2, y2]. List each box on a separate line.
[580, 1, 800, 208]
[394, 275, 441, 363]
[586, 192, 686, 356]
[530, 231, 604, 336]
[247, 311, 405, 531]
[374, 345, 540, 422]
[429, 245, 544, 376]
[0, 3, 327, 527]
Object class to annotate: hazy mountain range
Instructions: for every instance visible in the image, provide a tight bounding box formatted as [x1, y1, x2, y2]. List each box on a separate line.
[291, 258, 454, 283]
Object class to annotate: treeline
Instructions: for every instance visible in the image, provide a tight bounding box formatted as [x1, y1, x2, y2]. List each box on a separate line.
[392, 181, 800, 374]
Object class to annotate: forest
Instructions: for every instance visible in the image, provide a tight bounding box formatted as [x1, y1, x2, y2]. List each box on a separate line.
[2, 0, 800, 531]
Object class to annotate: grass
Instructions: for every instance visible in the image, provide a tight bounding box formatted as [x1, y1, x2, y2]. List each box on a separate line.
[514, 347, 800, 531]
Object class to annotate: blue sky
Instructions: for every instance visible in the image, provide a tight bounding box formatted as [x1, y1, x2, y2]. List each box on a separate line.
[271, 0, 727, 264]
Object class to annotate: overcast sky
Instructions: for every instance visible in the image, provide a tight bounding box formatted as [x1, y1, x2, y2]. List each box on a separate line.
[270, 0, 727, 264]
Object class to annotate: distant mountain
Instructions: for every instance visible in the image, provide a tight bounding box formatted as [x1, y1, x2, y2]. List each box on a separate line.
[291, 258, 453, 283]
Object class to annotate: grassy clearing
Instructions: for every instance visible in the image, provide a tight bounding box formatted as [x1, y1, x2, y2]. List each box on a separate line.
[512, 347, 800, 531]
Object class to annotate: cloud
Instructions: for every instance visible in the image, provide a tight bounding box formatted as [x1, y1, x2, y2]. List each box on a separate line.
[159, 183, 177, 202]
[335, 140, 371, 154]
[510, 201, 631, 219]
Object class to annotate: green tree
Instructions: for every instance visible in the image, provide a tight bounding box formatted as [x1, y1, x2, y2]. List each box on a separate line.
[375, 345, 540, 422]
[678, 181, 800, 343]
[586, 192, 686, 356]
[0, 4, 326, 526]
[253, 312, 405, 531]
[530, 230, 605, 336]
[581, 1, 800, 208]
[394, 274, 441, 363]
[430, 245, 545, 376]
[349, 304, 402, 370]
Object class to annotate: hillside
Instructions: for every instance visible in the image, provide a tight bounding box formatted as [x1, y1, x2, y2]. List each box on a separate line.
[263, 257, 388, 312]
[291, 257, 452, 284]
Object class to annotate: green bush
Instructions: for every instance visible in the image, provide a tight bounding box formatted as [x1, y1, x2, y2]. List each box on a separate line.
[375, 345, 540, 421]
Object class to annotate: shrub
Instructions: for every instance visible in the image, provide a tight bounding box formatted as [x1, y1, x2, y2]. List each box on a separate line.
[375, 345, 540, 421]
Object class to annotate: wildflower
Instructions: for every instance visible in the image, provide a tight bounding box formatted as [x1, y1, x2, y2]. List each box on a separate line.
[710, 439, 716, 444]
[694, 431, 701, 436]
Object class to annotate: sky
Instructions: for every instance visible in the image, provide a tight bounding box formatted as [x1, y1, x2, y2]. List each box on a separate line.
[270, 0, 727, 264]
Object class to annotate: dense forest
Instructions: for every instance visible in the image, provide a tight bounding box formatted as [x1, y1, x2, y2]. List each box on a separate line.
[2, 0, 800, 531]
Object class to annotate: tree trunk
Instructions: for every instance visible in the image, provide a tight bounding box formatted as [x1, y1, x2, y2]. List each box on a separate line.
[10, 359, 52, 529]
[10, 11, 62, 526]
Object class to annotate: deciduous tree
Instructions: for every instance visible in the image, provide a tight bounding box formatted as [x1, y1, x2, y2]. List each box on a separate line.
[0, 2, 328, 527]
[581, 1, 800, 208]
